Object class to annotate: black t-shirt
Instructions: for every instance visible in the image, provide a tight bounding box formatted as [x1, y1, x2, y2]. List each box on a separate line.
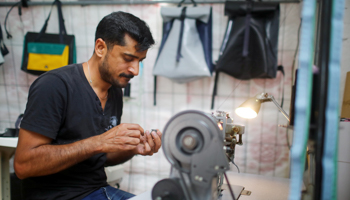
[20, 63, 123, 200]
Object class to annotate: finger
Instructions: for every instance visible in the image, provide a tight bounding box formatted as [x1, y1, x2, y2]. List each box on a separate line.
[151, 131, 162, 152]
[145, 142, 151, 152]
[120, 137, 140, 145]
[140, 131, 147, 144]
[116, 130, 141, 138]
[141, 131, 148, 143]
[121, 144, 138, 151]
[146, 131, 155, 150]
[155, 129, 162, 139]
[125, 123, 144, 135]
[126, 130, 142, 138]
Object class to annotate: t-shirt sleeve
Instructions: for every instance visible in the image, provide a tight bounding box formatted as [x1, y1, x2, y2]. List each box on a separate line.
[21, 74, 67, 140]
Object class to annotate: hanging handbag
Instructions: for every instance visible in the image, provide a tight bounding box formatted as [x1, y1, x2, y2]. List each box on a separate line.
[215, 1, 280, 80]
[21, 0, 76, 75]
[153, 5, 213, 83]
[152, 0, 213, 105]
[211, 1, 281, 109]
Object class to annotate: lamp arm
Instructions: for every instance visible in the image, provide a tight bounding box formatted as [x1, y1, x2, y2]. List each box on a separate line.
[268, 95, 290, 122]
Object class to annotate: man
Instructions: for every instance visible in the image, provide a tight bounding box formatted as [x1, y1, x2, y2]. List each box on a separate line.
[14, 12, 160, 200]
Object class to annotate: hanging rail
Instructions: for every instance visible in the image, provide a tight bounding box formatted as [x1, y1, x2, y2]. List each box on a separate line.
[0, 0, 300, 7]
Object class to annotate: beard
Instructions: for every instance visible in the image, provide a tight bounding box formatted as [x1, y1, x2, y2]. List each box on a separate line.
[99, 54, 134, 88]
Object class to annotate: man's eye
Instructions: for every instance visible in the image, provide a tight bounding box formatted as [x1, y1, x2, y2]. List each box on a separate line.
[124, 58, 133, 62]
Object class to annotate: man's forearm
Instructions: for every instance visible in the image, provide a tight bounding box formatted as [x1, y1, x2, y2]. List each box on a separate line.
[15, 135, 102, 179]
[105, 150, 136, 166]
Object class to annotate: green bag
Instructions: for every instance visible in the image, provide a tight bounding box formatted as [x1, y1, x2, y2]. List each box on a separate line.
[21, 0, 76, 75]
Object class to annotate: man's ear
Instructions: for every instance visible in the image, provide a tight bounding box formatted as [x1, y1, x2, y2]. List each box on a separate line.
[94, 38, 107, 57]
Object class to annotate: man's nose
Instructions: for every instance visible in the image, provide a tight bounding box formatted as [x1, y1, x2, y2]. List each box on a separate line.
[128, 61, 139, 76]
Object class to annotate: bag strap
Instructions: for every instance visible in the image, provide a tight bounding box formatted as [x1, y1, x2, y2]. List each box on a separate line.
[176, 7, 187, 62]
[211, 68, 219, 109]
[154, 76, 157, 105]
[36, 0, 67, 43]
[178, 0, 197, 7]
[242, 0, 253, 57]
[15, 114, 24, 129]
[0, 25, 9, 56]
[56, 0, 67, 36]
[277, 65, 285, 108]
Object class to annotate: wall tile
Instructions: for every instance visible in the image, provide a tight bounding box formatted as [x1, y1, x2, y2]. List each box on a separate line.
[245, 142, 260, 174]
[31, 6, 46, 32]
[246, 114, 263, 144]
[69, 6, 87, 47]
[141, 5, 160, 43]
[216, 72, 235, 96]
[0, 121, 11, 133]
[172, 82, 187, 95]
[259, 144, 276, 176]
[0, 66, 5, 85]
[84, 5, 100, 46]
[2, 46, 16, 85]
[26, 73, 38, 86]
[0, 86, 10, 121]
[282, 4, 301, 51]
[278, 4, 286, 51]
[337, 162, 350, 200]
[143, 48, 158, 93]
[343, 0, 350, 25]
[212, 3, 226, 51]
[18, 86, 29, 113]
[6, 85, 20, 123]
[274, 145, 290, 178]
[76, 46, 89, 64]
[338, 122, 350, 163]
[12, 45, 27, 86]
[97, 5, 113, 21]
[155, 76, 173, 94]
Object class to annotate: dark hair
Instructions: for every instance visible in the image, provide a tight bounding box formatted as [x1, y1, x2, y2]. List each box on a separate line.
[95, 11, 155, 52]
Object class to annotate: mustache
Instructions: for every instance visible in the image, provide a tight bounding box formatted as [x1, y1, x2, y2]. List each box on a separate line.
[119, 73, 134, 79]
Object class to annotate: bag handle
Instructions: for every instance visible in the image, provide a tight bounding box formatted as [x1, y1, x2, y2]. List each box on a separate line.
[176, 7, 187, 62]
[36, 0, 67, 43]
[242, 0, 253, 57]
[178, 0, 197, 7]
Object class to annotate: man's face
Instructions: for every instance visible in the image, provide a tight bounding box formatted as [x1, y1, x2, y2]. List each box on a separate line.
[99, 34, 147, 88]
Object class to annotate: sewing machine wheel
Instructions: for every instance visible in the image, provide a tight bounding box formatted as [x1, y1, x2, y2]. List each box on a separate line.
[151, 178, 185, 200]
[162, 110, 222, 172]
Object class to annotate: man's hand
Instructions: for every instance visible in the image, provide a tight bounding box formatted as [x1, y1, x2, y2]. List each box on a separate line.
[104, 127, 162, 166]
[134, 129, 162, 156]
[98, 123, 144, 153]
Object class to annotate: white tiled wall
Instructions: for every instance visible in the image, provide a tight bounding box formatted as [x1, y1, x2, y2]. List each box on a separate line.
[0, 0, 349, 196]
[338, 122, 350, 199]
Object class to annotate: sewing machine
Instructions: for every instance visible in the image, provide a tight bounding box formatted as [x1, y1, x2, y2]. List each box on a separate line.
[151, 110, 245, 200]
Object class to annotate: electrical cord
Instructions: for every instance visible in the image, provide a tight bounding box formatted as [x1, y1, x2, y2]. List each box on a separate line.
[231, 160, 240, 173]
[292, 19, 302, 83]
[224, 172, 236, 200]
[4, 2, 22, 39]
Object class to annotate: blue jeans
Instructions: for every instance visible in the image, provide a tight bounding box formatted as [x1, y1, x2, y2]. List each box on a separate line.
[82, 186, 135, 200]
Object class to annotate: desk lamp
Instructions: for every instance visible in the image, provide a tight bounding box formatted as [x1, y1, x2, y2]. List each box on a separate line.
[235, 93, 290, 121]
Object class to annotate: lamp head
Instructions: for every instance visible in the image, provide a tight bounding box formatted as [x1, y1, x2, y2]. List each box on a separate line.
[235, 93, 290, 122]
[235, 93, 269, 119]
[235, 97, 261, 119]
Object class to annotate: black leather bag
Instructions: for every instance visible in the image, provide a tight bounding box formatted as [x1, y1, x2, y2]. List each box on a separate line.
[215, 1, 280, 79]
[211, 1, 281, 109]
